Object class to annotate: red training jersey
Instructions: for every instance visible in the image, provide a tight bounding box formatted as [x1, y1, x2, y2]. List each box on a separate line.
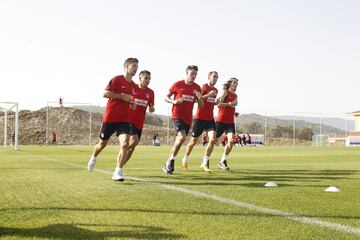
[195, 83, 217, 121]
[169, 80, 201, 125]
[102, 75, 136, 123]
[216, 90, 237, 124]
[129, 85, 155, 130]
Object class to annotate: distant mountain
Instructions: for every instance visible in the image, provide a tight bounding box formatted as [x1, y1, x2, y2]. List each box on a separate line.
[235, 113, 348, 135]
[71, 106, 350, 135]
[273, 116, 354, 132]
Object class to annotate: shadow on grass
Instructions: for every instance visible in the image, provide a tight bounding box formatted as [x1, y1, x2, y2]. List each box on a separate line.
[1, 207, 359, 221]
[141, 169, 359, 187]
[0, 223, 183, 239]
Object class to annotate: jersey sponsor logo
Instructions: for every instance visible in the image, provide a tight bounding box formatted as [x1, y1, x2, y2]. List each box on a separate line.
[207, 96, 216, 103]
[134, 98, 148, 107]
[182, 94, 195, 102]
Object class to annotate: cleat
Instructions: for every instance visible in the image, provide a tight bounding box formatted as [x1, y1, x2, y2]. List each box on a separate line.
[163, 166, 173, 175]
[200, 162, 211, 172]
[87, 158, 96, 172]
[182, 162, 188, 171]
[112, 169, 124, 181]
[163, 159, 175, 174]
[218, 161, 230, 171]
[113, 177, 125, 182]
[112, 174, 124, 181]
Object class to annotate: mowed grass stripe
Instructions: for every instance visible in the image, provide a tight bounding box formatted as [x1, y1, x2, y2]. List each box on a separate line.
[19, 149, 360, 237]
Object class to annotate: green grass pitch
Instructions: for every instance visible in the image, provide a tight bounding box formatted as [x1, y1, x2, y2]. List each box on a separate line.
[1, 145, 360, 239]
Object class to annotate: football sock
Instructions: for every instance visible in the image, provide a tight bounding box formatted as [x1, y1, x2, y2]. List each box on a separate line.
[221, 154, 228, 163]
[115, 167, 122, 174]
[202, 155, 209, 165]
[182, 154, 189, 163]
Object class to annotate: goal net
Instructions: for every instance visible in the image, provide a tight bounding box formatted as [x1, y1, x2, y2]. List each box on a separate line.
[45, 101, 99, 145]
[0, 102, 19, 150]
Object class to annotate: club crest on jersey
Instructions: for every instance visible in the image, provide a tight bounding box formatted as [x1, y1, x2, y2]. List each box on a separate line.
[131, 88, 135, 94]
[145, 93, 149, 98]
[192, 89, 197, 94]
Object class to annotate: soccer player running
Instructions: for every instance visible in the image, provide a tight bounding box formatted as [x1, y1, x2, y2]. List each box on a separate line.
[87, 58, 138, 181]
[216, 78, 238, 170]
[124, 70, 155, 166]
[163, 65, 204, 174]
[181, 71, 219, 172]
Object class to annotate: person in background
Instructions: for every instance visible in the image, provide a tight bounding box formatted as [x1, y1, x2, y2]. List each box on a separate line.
[59, 97, 63, 107]
[247, 133, 252, 145]
[51, 132, 57, 144]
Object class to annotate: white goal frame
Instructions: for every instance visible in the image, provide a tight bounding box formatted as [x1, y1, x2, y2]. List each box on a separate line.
[46, 101, 92, 145]
[0, 102, 19, 150]
[293, 112, 322, 146]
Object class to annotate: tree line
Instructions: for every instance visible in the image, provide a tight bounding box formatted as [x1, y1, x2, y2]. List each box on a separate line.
[144, 115, 314, 141]
[238, 122, 314, 141]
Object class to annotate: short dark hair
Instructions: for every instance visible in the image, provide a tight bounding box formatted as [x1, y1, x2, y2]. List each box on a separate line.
[186, 65, 198, 73]
[139, 70, 151, 77]
[123, 58, 139, 68]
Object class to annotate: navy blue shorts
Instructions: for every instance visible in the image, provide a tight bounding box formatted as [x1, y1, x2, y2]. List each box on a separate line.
[129, 124, 142, 140]
[99, 122, 130, 140]
[172, 119, 191, 136]
[216, 122, 235, 138]
[191, 119, 216, 138]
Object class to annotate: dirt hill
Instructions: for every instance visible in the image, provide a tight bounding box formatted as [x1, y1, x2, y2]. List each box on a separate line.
[0, 107, 175, 146]
[1, 107, 317, 146]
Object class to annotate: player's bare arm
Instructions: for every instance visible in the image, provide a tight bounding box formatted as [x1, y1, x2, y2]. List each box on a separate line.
[201, 88, 217, 100]
[165, 92, 184, 105]
[103, 90, 132, 102]
[217, 91, 229, 108]
[196, 91, 204, 108]
[148, 104, 155, 113]
[230, 98, 238, 108]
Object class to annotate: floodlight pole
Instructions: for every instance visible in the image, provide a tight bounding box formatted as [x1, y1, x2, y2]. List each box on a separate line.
[264, 113, 267, 146]
[4, 111, 7, 149]
[14, 103, 19, 151]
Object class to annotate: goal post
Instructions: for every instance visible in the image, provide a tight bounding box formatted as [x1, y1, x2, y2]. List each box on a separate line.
[45, 101, 92, 145]
[293, 112, 322, 147]
[0, 102, 19, 150]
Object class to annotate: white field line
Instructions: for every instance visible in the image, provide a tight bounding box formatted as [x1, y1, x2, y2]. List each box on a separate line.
[22, 151, 360, 236]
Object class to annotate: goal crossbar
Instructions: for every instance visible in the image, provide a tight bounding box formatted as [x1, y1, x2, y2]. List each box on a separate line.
[45, 101, 92, 145]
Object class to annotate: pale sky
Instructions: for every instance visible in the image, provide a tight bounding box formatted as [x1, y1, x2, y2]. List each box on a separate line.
[1, 0, 359, 116]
